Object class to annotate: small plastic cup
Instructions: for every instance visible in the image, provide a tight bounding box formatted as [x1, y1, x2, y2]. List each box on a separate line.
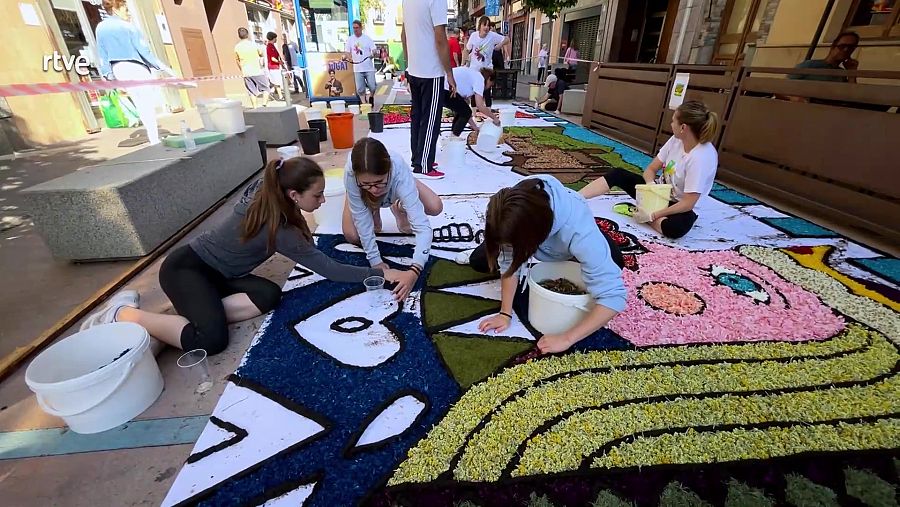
[364, 276, 388, 304]
[177, 349, 213, 394]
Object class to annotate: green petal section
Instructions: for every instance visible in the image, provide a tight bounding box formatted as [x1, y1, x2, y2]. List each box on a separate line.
[433, 333, 532, 389]
[527, 492, 557, 507]
[659, 482, 711, 507]
[422, 291, 499, 331]
[785, 474, 839, 507]
[591, 490, 634, 507]
[427, 258, 496, 288]
[845, 468, 898, 507]
[724, 480, 774, 507]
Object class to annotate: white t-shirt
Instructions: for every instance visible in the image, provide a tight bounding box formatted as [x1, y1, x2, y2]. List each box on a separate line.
[345, 34, 377, 73]
[444, 66, 484, 97]
[655, 136, 719, 203]
[402, 0, 448, 78]
[466, 31, 505, 70]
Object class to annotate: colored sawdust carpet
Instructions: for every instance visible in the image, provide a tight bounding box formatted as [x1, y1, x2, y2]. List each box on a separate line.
[163, 105, 899, 507]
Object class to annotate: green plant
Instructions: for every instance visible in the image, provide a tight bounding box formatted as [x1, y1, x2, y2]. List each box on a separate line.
[523, 0, 579, 19]
[359, 0, 385, 24]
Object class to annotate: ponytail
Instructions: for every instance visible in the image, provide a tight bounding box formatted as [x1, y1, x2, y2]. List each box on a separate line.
[241, 157, 322, 252]
[676, 101, 720, 145]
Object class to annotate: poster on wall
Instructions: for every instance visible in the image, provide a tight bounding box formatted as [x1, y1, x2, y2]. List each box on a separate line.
[668, 72, 690, 110]
[486, 0, 500, 17]
[307, 52, 357, 98]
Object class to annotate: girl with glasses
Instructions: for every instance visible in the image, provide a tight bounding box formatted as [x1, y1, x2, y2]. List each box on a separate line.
[343, 138, 444, 301]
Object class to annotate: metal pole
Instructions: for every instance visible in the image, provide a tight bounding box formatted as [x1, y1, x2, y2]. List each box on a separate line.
[806, 0, 836, 61]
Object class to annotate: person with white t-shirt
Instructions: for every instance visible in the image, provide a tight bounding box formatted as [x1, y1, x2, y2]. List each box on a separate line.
[465, 16, 509, 107]
[342, 20, 378, 106]
[580, 101, 721, 239]
[401, 0, 457, 180]
[442, 66, 500, 137]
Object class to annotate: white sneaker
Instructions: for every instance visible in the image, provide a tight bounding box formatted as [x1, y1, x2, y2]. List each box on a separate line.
[79, 290, 140, 331]
[455, 249, 474, 265]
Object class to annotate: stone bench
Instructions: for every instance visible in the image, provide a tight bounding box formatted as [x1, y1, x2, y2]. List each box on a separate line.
[22, 127, 262, 261]
[243, 106, 300, 146]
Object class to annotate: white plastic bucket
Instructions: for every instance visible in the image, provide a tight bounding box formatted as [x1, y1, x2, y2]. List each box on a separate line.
[304, 107, 323, 121]
[499, 109, 516, 127]
[207, 99, 246, 134]
[25, 322, 164, 434]
[313, 170, 346, 229]
[195, 100, 216, 131]
[635, 184, 672, 214]
[311, 101, 328, 111]
[529, 83, 543, 102]
[277, 146, 300, 160]
[444, 138, 466, 166]
[331, 100, 347, 113]
[348, 104, 361, 115]
[527, 261, 594, 336]
[476, 121, 502, 152]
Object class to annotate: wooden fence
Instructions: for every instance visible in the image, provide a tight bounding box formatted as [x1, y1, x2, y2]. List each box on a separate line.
[582, 64, 900, 245]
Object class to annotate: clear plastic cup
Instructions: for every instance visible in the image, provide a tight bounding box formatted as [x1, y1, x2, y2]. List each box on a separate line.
[364, 276, 388, 304]
[177, 349, 213, 394]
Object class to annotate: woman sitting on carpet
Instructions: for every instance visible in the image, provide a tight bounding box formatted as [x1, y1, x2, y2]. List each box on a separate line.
[456, 175, 626, 354]
[343, 138, 444, 301]
[580, 100, 720, 239]
[80, 157, 406, 355]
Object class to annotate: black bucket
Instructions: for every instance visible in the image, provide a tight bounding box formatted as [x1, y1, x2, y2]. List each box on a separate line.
[297, 129, 321, 155]
[368, 112, 384, 133]
[308, 119, 328, 142]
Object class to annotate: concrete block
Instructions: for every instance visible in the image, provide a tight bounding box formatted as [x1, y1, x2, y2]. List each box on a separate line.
[22, 127, 263, 261]
[561, 89, 587, 115]
[242, 106, 300, 146]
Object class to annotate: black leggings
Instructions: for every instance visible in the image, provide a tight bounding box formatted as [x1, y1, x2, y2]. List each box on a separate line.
[444, 89, 473, 137]
[468, 230, 625, 274]
[159, 245, 282, 355]
[603, 168, 698, 239]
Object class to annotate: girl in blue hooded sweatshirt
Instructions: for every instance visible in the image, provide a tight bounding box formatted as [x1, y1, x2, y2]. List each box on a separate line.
[457, 175, 626, 354]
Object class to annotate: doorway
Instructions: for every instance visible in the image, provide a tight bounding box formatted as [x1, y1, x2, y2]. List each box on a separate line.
[712, 0, 770, 65]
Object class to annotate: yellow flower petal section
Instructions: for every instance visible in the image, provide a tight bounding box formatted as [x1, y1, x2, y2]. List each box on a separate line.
[591, 418, 900, 469]
[515, 374, 899, 476]
[455, 326, 894, 481]
[388, 326, 871, 485]
[782, 245, 900, 312]
[740, 246, 900, 341]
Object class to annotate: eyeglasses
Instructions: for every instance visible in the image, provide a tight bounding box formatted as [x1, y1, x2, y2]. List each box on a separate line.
[356, 178, 388, 190]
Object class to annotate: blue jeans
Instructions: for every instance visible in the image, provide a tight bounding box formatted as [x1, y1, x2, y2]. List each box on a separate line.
[354, 71, 377, 96]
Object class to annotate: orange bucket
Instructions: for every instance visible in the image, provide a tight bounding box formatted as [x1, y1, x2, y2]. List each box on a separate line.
[326, 112, 355, 149]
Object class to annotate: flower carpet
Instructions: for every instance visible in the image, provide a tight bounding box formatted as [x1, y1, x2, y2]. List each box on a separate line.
[163, 105, 899, 507]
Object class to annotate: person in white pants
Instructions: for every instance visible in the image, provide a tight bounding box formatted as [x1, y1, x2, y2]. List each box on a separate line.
[96, 0, 174, 145]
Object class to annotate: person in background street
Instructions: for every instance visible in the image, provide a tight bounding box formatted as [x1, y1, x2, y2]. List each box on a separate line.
[564, 39, 579, 71]
[79, 157, 407, 356]
[96, 0, 174, 145]
[465, 17, 509, 107]
[378, 46, 390, 73]
[537, 43, 549, 81]
[342, 138, 443, 301]
[790, 31, 860, 83]
[442, 66, 500, 137]
[235, 27, 269, 108]
[401, 0, 457, 180]
[265, 32, 285, 101]
[579, 101, 720, 240]
[343, 20, 378, 106]
[448, 27, 463, 68]
[281, 33, 306, 95]
[536, 67, 569, 111]
[325, 69, 344, 97]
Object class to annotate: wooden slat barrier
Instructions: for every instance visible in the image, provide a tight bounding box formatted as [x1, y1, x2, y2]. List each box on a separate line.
[582, 63, 900, 245]
[582, 63, 672, 153]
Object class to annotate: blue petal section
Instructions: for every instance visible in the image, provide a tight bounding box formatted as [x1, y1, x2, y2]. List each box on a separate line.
[760, 217, 839, 238]
[709, 188, 761, 205]
[851, 257, 900, 286]
[559, 123, 654, 169]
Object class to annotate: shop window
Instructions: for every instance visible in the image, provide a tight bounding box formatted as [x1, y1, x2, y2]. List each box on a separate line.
[844, 0, 900, 39]
[713, 0, 770, 65]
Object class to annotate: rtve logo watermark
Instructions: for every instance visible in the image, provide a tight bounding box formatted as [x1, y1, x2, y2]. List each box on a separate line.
[43, 51, 90, 76]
